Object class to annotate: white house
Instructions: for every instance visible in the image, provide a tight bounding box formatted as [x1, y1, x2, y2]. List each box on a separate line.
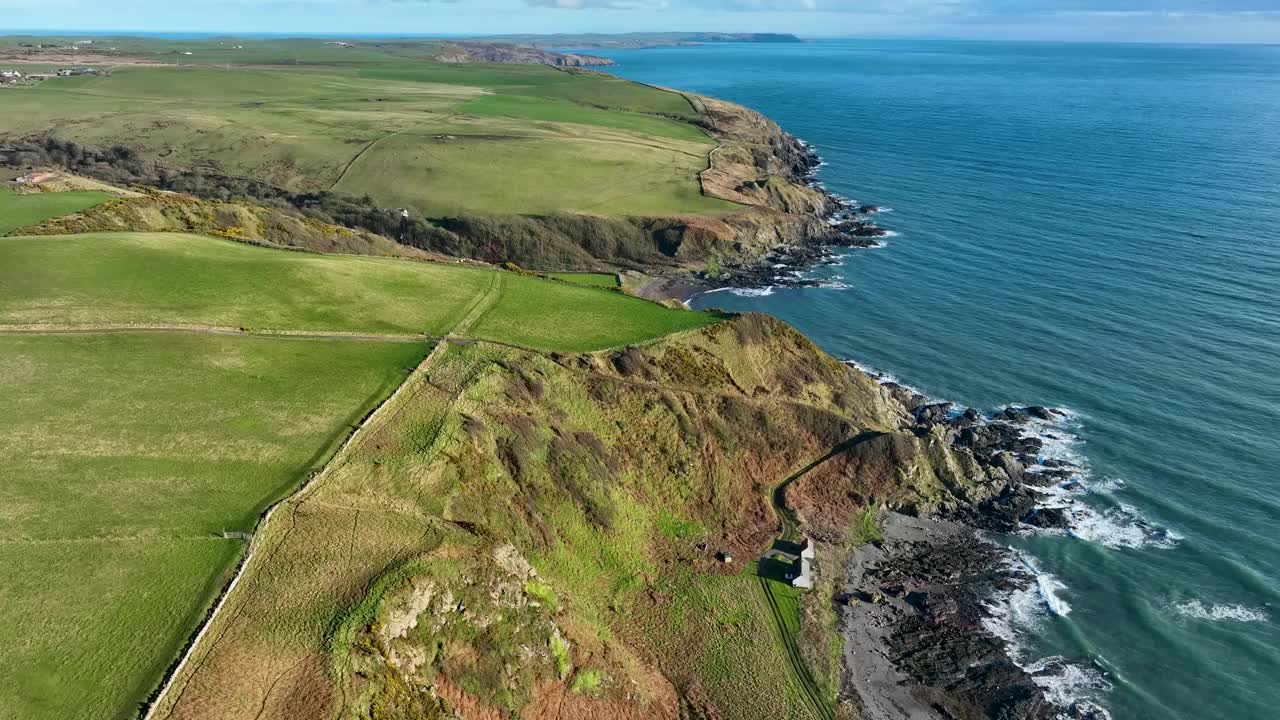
[791, 537, 815, 589]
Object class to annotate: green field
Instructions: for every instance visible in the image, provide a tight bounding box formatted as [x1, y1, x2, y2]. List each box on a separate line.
[473, 271, 715, 351]
[0, 186, 113, 234]
[0, 38, 739, 217]
[0, 231, 719, 349]
[547, 272, 620, 287]
[0, 331, 427, 720]
[0, 224, 729, 719]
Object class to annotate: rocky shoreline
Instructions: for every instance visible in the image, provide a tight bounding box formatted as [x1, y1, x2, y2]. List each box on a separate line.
[675, 107, 1113, 716]
[838, 369, 1112, 720]
[694, 138, 893, 295]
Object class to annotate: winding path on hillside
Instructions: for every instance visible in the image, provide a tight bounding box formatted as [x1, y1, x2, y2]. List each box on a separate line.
[756, 433, 885, 720]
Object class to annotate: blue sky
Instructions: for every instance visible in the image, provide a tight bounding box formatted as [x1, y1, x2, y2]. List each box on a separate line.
[2, 1, 1278, 42]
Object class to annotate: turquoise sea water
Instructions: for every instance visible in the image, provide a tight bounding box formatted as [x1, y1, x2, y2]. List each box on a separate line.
[598, 40, 1280, 718]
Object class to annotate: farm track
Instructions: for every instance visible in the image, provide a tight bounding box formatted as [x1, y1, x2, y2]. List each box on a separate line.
[141, 273, 509, 720]
[759, 576, 836, 720]
[754, 436, 886, 720]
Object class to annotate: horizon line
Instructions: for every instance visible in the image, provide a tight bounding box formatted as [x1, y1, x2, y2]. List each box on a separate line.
[1, 29, 1278, 47]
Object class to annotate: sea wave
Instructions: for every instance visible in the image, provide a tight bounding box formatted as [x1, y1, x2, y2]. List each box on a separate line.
[728, 286, 776, 297]
[1008, 409, 1181, 551]
[983, 552, 1072, 638]
[1174, 599, 1269, 623]
[1032, 484, 1181, 550]
[698, 285, 778, 298]
[843, 359, 928, 400]
[1025, 657, 1114, 719]
[982, 553, 1113, 719]
[816, 280, 852, 290]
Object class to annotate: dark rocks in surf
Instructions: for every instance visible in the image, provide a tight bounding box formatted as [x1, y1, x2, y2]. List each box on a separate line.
[835, 383, 1107, 717]
[697, 138, 894, 293]
[843, 519, 1107, 720]
[833, 218, 889, 238]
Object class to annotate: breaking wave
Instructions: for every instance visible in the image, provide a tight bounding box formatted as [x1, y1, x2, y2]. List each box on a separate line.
[728, 286, 776, 297]
[982, 553, 1113, 719]
[1174, 600, 1269, 623]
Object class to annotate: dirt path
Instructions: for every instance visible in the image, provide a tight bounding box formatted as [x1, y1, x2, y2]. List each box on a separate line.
[753, 435, 885, 720]
[327, 126, 413, 192]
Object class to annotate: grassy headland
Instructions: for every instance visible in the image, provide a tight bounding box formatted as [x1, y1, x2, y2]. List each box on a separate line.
[0, 226, 730, 720]
[0, 33, 903, 720]
[0, 39, 735, 218]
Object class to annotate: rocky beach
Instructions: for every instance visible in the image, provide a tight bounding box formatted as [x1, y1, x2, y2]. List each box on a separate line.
[836, 372, 1113, 720]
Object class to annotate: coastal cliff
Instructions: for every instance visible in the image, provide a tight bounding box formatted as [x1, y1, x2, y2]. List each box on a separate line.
[431, 42, 616, 67]
[142, 307, 1103, 720]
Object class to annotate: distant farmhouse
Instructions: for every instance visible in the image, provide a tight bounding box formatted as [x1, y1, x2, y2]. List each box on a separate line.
[0, 70, 23, 84]
[55, 67, 106, 77]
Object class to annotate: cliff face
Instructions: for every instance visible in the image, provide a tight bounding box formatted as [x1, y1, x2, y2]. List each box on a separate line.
[433, 42, 616, 67]
[693, 93, 831, 212]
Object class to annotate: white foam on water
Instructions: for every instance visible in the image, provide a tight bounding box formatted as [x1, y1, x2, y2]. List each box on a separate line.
[843, 359, 930, 400]
[1000, 407, 1182, 551]
[1027, 554, 1073, 617]
[879, 229, 901, 238]
[981, 554, 1113, 718]
[1069, 507, 1180, 550]
[728, 286, 776, 297]
[983, 552, 1072, 642]
[696, 286, 734, 296]
[1024, 657, 1115, 720]
[1174, 600, 1269, 623]
[1028, 476, 1180, 550]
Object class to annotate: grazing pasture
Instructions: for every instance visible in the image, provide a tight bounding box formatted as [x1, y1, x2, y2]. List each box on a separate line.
[472, 271, 721, 352]
[0, 231, 721, 350]
[0, 186, 112, 234]
[0, 232, 493, 334]
[0, 41, 737, 217]
[0, 331, 427, 720]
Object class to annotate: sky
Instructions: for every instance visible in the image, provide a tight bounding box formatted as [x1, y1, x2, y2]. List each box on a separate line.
[2, 0, 1279, 43]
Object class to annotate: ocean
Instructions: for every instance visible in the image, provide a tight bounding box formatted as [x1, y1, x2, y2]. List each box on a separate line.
[595, 39, 1280, 718]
